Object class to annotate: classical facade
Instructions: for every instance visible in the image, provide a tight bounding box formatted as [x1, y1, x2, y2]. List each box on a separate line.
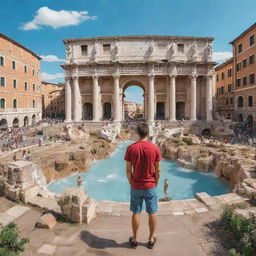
[0, 33, 42, 129]
[62, 35, 215, 123]
[42, 82, 65, 119]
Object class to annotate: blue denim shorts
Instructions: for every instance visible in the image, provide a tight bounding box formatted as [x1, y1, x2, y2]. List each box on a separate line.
[130, 187, 158, 214]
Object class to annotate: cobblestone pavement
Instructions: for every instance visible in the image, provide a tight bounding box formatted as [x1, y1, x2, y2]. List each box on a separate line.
[0, 196, 230, 256]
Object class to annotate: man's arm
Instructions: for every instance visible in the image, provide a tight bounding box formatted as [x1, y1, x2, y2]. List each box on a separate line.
[126, 161, 133, 184]
[155, 161, 161, 186]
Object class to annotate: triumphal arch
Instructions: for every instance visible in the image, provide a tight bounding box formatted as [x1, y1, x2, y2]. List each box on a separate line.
[62, 35, 215, 123]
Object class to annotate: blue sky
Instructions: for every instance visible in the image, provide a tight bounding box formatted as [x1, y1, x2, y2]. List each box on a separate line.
[0, 0, 256, 103]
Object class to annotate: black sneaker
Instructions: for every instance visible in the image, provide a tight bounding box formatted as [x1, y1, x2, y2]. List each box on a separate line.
[147, 237, 156, 249]
[129, 237, 138, 249]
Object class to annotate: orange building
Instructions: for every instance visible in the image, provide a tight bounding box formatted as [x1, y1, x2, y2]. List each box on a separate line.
[0, 33, 42, 129]
[231, 23, 256, 125]
[214, 58, 234, 119]
[42, 82, 65, 119]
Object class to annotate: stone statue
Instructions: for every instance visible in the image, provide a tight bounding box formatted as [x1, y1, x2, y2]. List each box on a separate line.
[111, 45, 118, 60]
[167, 43, 176, 59]
[91, 46, 97, 61]
[191, 42, 197, 57]
[66, 46, 71, 58]
[206, 43, 212, 56]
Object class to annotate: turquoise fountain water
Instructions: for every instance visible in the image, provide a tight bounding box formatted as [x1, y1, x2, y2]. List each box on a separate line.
[47, 141, 230, 202]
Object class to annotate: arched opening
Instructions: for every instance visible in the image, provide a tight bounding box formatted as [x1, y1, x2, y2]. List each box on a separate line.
[227, 113, 231, 120]
[13, 118, 19, 128]
[238, 114, 243, 122]
[0, 119, 8, 130]
[24, 116, 29, 127]
[248, 96, 253, 107]
[123, 82, 145, 121]
[83, 103, 93, 120]
[103, 102, 112, 120]
[176, 102, 185, 120]
[32, 114, 36, 125]
[202, 128, 212, 136]
[247, 115, 253, 125]
[156, 102, 165, 120]
[237, 96, 243, 108]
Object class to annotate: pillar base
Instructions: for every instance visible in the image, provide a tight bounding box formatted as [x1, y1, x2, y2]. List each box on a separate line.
[190, 118, 197, 121]
[169, 119, 176, 122]
[65, 119, 72, 123]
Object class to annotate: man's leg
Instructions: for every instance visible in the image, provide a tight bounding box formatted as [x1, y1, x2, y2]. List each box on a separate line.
[148, 213, 157, 242]
[132, 213, 140, 242]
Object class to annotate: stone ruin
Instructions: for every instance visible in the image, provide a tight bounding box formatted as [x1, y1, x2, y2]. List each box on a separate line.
[57, 187, 96, 224]
[97, 123, 121, 143]
[0, 161, 97, 225]
[0, 161, 46, 203]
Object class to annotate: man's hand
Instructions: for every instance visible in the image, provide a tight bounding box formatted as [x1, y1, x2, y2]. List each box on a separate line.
[155, 161, 161, 186]
[126, 161, 133, 185]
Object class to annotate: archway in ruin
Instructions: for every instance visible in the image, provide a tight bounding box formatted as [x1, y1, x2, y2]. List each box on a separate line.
[123, 81, 145, 121]
[176, 102, 185, 120]
[24, 116, 29, 127]
[156, 102, 165, 120]
[13, 118, 19, 128]
[83, 103, 93, 120]
[0, 119, 8, 130]
[103, 102, 112, 120]
[32, 115, 36, 125]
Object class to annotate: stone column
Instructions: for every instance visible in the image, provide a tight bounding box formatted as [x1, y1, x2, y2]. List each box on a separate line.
[206, 74, 213, 121]
[190, 74, 197, 121]
[92, 75, 99, 121]
[148, 75, 155, 122]
[169, 75, 177, 121]
[73, 76, 81, 122]
[65, 77, 72, 122]
[113, 74, 120, 122]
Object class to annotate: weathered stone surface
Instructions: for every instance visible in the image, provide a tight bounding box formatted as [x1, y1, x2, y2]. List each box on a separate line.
[20, 185, 40, 203]
[36, 213, 56, 229]
[54, 155, 69, 171]
[97, 123, 121, 143]
[82, 198, 97, 224]
[66, 125, 89, 141]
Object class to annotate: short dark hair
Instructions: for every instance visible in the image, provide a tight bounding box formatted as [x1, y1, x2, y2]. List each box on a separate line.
[136, 123, 149, 138]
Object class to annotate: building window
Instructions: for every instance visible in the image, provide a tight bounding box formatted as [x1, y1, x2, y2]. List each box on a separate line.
[228, 84, 232, 92]
[242, 59, 247, 68]
[0, 56, 4, 66]
[216, 75, 219, 82]
[0, 98, 5, 109]
[249, 73, 255, 84]
[236, 62, 241, 71]
[33, 99, 36, 108]
[237, 96, 243, 107]
[103, 44, 111, 53]
[221, 87, 224, 94]
[13, 99, 17, 109]
[243, 77, 247, 86]
[249, 54, 255, 65]
[0, 77, 5, 86]
[13, 79, 17, 89]
[221, 72, 225, 80]
[24, 82, 28, 91]
[81, 45, 88, 56]
[238, 43, 242, 53]
[250, 34, 255, 46]
[24, 65, 27, 73]
[32, 84, 36, 91]
[226, 99, 229, 105]
[236, 78, 241, 87]
[228, 68, 232, 77]
[248, 96, 253, 107]
[12, 61, 16, 70]
[177, 44, 184, 53]
[230, 98, 233, 104]
[32, 70, 35, 76]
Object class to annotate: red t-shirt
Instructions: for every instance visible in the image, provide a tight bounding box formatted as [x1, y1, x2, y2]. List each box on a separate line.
[124, 140, 162, 190]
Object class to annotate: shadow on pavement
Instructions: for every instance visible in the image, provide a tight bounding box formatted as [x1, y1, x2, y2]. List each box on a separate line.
[80, 231, 147, 249]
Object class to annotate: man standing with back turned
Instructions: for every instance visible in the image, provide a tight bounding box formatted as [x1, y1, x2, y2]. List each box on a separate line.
[124, 123, 161, 249]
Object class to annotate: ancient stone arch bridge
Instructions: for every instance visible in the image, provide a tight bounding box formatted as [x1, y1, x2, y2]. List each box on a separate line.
[62, 35, 215, 123]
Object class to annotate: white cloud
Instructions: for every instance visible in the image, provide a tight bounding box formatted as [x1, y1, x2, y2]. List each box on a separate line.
[41, 72, 64, 82]
[40, 55, 64, 62]
[21, 6, 97, 30]
[212, 51, 233, 62]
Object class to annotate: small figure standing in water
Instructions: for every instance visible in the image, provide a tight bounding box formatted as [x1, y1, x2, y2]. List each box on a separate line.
[164, 179, 168, 198]
[77, 176, 83, 188]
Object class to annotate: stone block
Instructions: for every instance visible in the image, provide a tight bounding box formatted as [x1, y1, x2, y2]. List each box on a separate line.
[5, 205, 30, 218]
[82, 198, 97, 224]
[20, 185, 40, 203]
[38, 244, 56, 255]
[36, 213, 57, 229]
[4, 185, 20, 201]
[70, 204, 82, 223]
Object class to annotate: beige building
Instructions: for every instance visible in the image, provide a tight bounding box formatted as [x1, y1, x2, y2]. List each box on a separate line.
[0, 33, 42, 129]
[42, 82, 65, 119]
[62, 35, 215, 123]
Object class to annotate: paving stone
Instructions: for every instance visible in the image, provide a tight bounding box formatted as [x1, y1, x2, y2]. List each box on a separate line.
[38, 244, 56, 255]
[195, 207, 208, 213]
[5, 205, 30, 218]
[0, 212, 15, 226]
[184, 210, 195, 215]
[55, 246, 76, 256]
[172, 211, 184, 216]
